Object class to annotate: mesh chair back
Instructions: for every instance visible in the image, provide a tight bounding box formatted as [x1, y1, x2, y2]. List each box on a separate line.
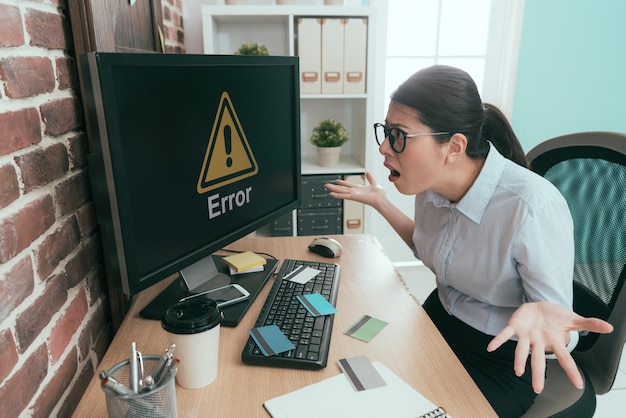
[528, 131, 626, 394]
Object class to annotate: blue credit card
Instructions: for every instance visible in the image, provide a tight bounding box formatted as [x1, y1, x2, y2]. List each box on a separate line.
[249, 325, 295, 356]
[297, 293, 337, 317]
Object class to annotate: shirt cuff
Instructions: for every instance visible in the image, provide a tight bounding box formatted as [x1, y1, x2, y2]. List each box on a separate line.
[546, 330, 579, 359]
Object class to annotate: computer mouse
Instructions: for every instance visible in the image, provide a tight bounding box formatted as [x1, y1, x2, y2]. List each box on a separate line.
[308, 237, 343, 258]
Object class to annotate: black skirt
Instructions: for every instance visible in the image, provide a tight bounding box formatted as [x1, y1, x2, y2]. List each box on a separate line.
[423, 290, 537, 418]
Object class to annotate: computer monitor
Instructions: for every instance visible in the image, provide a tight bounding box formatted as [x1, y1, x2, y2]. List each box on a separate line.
[79, 52, 301, 321]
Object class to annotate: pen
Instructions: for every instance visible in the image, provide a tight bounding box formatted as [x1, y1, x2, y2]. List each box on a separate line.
[149, 343, 176, 384]
[155, 357, 179, 387]
[152, 355, 174, 387]
[129, 342, 139, 393]
[141, 375, 155, 392]
[101, 375, 133, 396]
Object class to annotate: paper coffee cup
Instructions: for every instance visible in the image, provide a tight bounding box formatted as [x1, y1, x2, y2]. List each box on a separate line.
[162, 299, 222, 389]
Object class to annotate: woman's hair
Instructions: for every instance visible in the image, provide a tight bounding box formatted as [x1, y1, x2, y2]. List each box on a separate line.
[390, 65, 527, 167]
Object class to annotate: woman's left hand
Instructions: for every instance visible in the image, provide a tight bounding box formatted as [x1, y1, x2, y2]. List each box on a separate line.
[487, 302, 613, 393]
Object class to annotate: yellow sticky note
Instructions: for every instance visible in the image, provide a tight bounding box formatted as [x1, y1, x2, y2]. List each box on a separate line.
[222, 251, 267, 272]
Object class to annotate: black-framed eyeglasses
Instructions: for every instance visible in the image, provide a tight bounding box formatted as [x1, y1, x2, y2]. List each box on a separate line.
[373, 123, 450, 153]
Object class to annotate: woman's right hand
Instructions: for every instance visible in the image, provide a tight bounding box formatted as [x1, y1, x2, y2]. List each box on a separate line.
[325, 172, 387, 209]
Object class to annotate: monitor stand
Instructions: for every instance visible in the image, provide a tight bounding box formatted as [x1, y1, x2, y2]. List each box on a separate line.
[139, 254, 279, 327]
[179, 255, 231, 294]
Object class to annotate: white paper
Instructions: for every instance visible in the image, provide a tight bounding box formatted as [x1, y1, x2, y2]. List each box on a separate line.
[264, 361, 443, 418]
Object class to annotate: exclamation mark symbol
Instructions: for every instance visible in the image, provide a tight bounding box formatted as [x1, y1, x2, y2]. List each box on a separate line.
[224, 125, 233, 168]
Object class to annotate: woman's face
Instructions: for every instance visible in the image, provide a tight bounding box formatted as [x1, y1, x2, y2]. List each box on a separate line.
[379, 100, 449, 195]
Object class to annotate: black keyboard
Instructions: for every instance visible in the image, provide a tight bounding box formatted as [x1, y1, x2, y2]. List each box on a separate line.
[241, 259, 340, 370]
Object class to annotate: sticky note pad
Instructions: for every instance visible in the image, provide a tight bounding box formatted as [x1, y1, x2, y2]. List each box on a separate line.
[296, 294, 337, 317]
[344, 315, 388, 342]
[338, 356, 387, 392]
[223, 251, 267, 272]
[229, 265, 264, 275]
[249, 325, 295, 357]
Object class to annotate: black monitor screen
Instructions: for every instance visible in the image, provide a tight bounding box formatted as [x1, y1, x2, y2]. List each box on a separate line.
[80, 52, 301, 295]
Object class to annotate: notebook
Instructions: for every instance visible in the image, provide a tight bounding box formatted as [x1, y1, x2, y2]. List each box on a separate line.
[264, 360, 448, 418]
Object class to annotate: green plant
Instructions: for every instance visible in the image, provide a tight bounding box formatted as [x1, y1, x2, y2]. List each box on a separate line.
[234, 42, 269, 56]
[309, 119, 349, 147]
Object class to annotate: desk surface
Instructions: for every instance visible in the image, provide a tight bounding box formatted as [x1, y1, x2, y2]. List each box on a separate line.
[73, 234, 496, 417]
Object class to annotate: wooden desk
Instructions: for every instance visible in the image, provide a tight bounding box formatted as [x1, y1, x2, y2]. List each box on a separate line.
[73, 234, 496, 417]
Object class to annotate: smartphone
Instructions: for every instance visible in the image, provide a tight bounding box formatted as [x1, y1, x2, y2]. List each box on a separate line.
[179, 284, 250, 307]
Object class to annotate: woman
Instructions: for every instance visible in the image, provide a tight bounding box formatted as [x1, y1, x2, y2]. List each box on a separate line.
[325, 65, 612, 417]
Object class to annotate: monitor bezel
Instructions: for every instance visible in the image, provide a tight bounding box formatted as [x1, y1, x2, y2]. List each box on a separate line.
[80, 52, 301, 295]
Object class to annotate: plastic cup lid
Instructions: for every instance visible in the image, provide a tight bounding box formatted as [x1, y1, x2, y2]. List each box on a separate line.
[162, 299, 222, 334]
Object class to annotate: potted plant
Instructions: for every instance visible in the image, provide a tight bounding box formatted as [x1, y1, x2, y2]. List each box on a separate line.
[234, 42, 269, 56]
[309, 118, 349, 167]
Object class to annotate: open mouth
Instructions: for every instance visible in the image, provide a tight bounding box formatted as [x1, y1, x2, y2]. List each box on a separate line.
[385, 162, 400, 182]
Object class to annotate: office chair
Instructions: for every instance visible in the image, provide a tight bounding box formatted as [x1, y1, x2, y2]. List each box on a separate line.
[522, 131, 626, 417]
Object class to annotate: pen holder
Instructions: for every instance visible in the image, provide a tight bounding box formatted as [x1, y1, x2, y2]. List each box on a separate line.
[101, 355, 178, 418]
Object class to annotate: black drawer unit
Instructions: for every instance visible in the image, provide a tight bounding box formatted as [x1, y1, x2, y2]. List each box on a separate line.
[297, 207, 343, 236]
[270, 174, 349, 237]
[271, 211, 294, 237]
[300, 174, 342, 209]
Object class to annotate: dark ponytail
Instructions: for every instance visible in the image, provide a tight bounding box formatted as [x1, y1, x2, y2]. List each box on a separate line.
[391, 65, 527, 168]
[482, 103, 528, 167]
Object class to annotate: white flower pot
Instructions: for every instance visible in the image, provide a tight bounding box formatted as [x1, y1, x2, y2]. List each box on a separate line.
[316, 146, 342, 167]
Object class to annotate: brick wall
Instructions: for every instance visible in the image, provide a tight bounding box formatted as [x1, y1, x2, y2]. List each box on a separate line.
[162, 0, 186, 54]
[0, 1, 185, 417]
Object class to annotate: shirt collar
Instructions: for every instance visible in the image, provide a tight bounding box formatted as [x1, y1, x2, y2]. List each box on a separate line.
[424, 142, 504, 224]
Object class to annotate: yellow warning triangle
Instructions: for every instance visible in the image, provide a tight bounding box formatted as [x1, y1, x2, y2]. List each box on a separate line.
[197, 92, 258, 194]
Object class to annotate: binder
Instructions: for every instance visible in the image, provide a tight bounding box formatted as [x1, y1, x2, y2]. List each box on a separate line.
[342, 174, 364, 234]
[343, 18, 368, 94]
[264, 361, 448, 418]
[297, 18, 322, 94]
[321, 18, 344, 94]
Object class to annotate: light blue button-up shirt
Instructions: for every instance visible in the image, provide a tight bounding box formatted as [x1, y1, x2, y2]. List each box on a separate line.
[413, 143, 575, 339]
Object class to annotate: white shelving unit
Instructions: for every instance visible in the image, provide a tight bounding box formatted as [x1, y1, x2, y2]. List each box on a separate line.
[201, 1, 388, 235]
[201, 2, 387, 175]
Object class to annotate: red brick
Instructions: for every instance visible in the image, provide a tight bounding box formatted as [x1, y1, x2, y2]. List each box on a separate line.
[55, 56, 78, 91]
[25, 8, 67, 50]
[0, 56, 55, 99]
[78, 295, 111, 361]
[0, 255, 35, 323]
[33, 347, 77, 418]
[0, 195, 55, 263]
[0, 4, 24, 47]
[0, 344, 48, 418]
[0, 108, 42, 156]
[0, 164, 20, 209]
[49, 288, 88, 363]
[35, 216, 80, 279]
[68, 132, 88, 169]
[40, 97, 82, 136]
[65, 236, 101, 288]
[75, 202, 97, 238]
[15, 142, 69, 193]
[93, 320, 114, 364]
[58, 360, 95, 418]
[55, 170, 91, 216]
[0, 329, 19, 382]
[86, 264, 107, 307]
[15, 272, 67, 353]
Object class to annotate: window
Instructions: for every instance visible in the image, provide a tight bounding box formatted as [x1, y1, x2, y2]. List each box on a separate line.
[384, 0, 524, 117]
